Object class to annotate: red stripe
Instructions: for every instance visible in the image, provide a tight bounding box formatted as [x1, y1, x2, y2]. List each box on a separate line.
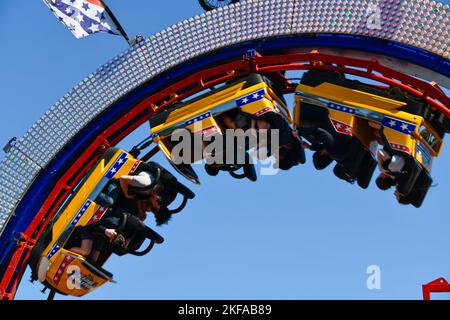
[129, 160, 142, 175]
[86, 0, 104, 8]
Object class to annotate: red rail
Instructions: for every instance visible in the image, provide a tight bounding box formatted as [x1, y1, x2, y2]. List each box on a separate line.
[1, 50, 449, 299]
[423, 278, 450, 300]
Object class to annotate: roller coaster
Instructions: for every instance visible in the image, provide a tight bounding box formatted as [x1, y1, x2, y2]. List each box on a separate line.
[0, 0, 449, 299]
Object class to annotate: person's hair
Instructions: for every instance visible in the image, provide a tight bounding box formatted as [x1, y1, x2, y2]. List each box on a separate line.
[152, 186, 178, 225]
[375, 175, 395, 190]
[154, 210, 172, 226]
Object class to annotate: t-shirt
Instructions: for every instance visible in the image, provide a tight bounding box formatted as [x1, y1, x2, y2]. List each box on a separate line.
[130, 171, 153, 188]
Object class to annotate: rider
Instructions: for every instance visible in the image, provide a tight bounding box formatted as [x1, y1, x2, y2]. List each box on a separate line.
[70, 161, 194, 261]
[298, 124, 350, 171]
[367, 122, 406, 192]
[375, 148, 406, 191]
[253, 112, 306, 170]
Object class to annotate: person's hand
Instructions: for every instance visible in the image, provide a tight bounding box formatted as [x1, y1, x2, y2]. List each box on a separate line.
[105, 229, 118, 240]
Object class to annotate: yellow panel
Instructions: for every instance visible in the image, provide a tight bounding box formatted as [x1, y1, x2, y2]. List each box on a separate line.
[152, 81, 268, 133]
[241, 99, 276, 116]
[47, 250, 108, 297]
[42, 150, 136, 258]
[383, 128, 415, 155]
[297, 83, 406, 112]
[293, 100, 302, 128]
[185, 116, 222, 135]
[328, 109, 354, 126]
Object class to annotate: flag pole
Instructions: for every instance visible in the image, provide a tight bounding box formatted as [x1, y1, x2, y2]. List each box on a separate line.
[99, 0, 133, 46]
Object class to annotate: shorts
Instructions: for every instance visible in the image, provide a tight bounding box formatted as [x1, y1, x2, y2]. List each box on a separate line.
[81, 232, 108, 251]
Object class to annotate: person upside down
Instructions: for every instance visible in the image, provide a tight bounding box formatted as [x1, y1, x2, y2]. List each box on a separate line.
[70, 161, 194, 262]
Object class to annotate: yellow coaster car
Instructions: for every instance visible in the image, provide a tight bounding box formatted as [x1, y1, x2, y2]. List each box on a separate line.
[28, 148, 193, 297]
[149, 73, 295, 181]
[294, 70, 445, 207]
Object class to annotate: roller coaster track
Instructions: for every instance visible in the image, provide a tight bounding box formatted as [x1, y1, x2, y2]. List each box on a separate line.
[0, 0, 449, 299]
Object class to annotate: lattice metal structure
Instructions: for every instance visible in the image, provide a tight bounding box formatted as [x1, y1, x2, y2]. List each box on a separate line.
[0, 0, 449, 238]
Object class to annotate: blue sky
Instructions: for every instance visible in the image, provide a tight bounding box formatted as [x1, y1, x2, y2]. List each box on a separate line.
[1, 0, 450, 300]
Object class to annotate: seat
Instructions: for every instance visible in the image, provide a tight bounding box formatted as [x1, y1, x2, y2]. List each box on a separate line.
[404, 170, 433, 208]
[356, 151, 377, 189]
[396, 158, 423, 196]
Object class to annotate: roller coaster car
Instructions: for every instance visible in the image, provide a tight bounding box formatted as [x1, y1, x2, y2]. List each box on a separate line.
[150, 73, 294, 182]
[28, 148, 194, 297]
[294, 70, 444, 206]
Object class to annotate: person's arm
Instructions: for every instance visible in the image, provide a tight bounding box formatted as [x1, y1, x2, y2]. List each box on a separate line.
[378, 128, 395, 154]
[97, 216, 121, 240]
[222, 114, 237, 129]
[119, 172, 154, 199]
[136, 200, 149, 221]
[377, 149, 391, 172]
[119, 175, 135, 199]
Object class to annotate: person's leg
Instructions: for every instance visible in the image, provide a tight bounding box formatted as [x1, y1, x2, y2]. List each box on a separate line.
[70, 239, 94, 257]
[96, 181, 120, 208]
[90, 250, 101, 263]
[88, 237, 107, 264]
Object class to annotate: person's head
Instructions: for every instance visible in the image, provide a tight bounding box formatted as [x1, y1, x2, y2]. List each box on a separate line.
[151, 185, 179, 226]
[147, 188, 163, 212]
[375, 173, 396, 190]
[255, 119, 271, 131]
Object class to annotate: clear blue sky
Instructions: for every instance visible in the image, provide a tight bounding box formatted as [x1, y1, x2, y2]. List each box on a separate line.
[1, 0, 449, 300]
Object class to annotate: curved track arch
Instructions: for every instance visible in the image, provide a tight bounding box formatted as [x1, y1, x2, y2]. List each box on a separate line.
[0, 0, 449, 299]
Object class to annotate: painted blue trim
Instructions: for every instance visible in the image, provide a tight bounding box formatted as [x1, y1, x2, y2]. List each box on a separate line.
[1, 33, 448, 270]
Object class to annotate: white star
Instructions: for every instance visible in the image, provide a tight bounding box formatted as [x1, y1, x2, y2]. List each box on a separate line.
[335, 123, 342, 129]
[252, 93, 260, 99]
[75, 13, 83, 22]
[88, 23, 100, 33]
[65, 7, 72, 14]
[401, 123, 409, 131]
[242, 97, 249, 104]
[345, 126, 352, 132]
[110, 168, 117, 173]
[118, 159, 124, 164]
[389, 120, 397, 127]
